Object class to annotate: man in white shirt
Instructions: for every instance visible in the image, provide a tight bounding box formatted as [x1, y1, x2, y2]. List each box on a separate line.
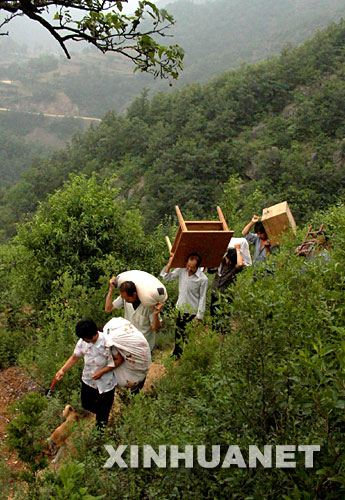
[55, 319, 123, 430]
[160, 253, 208, 358]
[105, 279, 163, 351]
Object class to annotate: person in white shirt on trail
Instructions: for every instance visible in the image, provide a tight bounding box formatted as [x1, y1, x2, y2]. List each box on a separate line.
[160, 253, 208, 359]
[55, 318, 123, 430]
[105, 279, 163, 352]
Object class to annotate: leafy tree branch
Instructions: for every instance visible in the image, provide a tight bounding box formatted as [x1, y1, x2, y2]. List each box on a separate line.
[0, 0, 184, 78]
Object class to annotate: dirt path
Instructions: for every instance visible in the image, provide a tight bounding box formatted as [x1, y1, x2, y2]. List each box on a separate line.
[0, 357, 166, 475]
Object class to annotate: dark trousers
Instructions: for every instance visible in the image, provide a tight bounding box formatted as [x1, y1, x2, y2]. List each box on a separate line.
[210, 293, 233, 332]
[210, 293, 219, 318]
[172, 312, 196, 358]
[130, 377, 146, 395]
[81, 381, 115, 430]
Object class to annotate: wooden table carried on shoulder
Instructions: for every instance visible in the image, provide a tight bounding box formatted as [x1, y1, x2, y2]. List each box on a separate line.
[165, 206, 234, 271]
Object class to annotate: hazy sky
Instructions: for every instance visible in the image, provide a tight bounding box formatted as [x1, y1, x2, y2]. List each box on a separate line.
[122, 0, 144, 13]
[121, 0, 141, 14]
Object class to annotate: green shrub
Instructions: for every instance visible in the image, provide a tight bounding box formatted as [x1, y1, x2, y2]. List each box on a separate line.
[7, 392, 48, 494]
[43, 462, 105, 500]
[0, 327, 30, 368]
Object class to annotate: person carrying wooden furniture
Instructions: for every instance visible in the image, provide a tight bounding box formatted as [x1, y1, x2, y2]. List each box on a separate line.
[160, 253, 208, 359]
[242, 215, 274, 263]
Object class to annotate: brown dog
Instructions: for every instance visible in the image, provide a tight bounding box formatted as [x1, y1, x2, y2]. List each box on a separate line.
[46, 404, 80, 464]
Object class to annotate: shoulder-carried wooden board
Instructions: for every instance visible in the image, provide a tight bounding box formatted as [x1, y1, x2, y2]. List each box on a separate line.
[165, 206, 234, 271]
[261, 201, 296, 246]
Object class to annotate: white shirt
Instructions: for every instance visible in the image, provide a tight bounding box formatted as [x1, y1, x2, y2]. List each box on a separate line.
[74, 332, 116, 394]
[111, 296, 156, 351]
[160, 267, 208, 319]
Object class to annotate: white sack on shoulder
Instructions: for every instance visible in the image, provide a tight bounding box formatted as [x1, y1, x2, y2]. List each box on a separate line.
[115, 270, 168, 308]
[227, 237, 252, 266]
[103, 317, 151, 388]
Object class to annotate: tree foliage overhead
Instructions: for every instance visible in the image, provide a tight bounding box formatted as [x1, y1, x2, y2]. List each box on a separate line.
[0, 0, 184, 78]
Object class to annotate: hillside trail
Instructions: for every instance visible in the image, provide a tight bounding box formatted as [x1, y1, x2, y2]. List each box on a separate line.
[0, 353, 167, 481]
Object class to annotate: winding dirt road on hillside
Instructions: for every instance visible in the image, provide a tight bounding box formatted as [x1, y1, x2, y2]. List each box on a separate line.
[0, 107, 102, 122]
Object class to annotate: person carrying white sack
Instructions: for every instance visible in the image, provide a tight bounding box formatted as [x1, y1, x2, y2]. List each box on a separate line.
[104, 317, 151, 395]
[105, 270, 166, 351]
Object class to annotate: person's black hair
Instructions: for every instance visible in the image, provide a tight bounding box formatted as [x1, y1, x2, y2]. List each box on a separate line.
[186, 253, 202, 267]
[119, 281, 137, 297]
[76, 318, 98, 339]
[254, 221, 266, 235]
[225, 248, 237, 266]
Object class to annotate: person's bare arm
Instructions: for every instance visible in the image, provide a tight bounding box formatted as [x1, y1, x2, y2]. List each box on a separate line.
[56, 353, 80, 380]
[92, 351, 124, 379]
[235, 243, 244, 269]
[151, 302, 164, 332]
[113, 351, 124, 368]
[242, 215, 260, 236]
[263, 240, 272, 256]
[92, 365, 115, 380]
[105, 276, 116, 312]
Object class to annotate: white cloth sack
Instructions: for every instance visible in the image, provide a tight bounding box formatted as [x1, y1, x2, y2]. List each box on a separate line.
[103, 317, 151, 388]
[227, 237, 252, 266]
[115, 270, 168, 308]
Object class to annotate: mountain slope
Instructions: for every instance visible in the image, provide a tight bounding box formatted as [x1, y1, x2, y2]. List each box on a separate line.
[1, 19, 345, 240]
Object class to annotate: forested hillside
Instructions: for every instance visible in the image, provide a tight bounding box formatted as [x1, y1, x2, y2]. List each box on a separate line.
[1, 0, 345, 191]
[1, 12, 345, 500]
[2, 0, 345, 114]
[1, 20, 345, 241]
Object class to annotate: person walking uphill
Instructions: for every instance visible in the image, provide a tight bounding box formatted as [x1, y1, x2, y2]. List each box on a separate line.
[242, 215, 274, 263]
[209, 243, 243, 320]
[160, 253, 208, 359]
[105, 279, 163, 351]
[55, 319, 123, 430]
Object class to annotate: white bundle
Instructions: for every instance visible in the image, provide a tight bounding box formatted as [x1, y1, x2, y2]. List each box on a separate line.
[103, 317, 151, 388]
[115, 270, 168, 308]
[227, 237, 252, 266]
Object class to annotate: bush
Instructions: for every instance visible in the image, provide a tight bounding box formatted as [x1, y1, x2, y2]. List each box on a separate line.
[13, 174, 152, 306]
[0, 327, 30, 368]
[7, 392, 48, 491]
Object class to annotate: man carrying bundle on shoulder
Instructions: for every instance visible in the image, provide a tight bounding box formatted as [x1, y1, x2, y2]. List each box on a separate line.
[103, 316, 152, 395]
[105, 271, 165, 352]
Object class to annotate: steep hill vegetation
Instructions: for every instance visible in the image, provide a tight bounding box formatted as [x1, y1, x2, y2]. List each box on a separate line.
[1, 0, 345, 190]
[1, 174, 344, 499]
[1, 20, 345, 241]
[2, 0, 345, 115]
[1, 15, 345, 499]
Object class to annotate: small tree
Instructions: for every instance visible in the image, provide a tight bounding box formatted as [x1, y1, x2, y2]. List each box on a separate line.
[7, 392, 48, 495]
